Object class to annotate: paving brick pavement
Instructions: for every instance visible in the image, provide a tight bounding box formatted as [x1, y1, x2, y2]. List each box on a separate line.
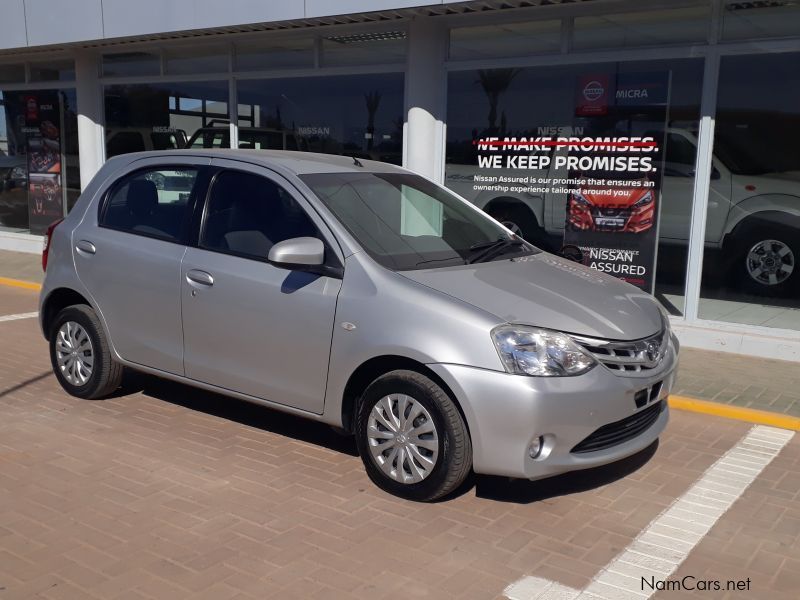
[0, 250, 42, 284]
[0, 298, 797, 599]
[675, 347, 800, 418]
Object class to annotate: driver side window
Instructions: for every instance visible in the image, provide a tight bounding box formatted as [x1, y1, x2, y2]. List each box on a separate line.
[200, 170, 319, 261]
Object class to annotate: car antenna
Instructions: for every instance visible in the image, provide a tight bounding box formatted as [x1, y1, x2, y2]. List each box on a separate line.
[352, 156, 364, 167]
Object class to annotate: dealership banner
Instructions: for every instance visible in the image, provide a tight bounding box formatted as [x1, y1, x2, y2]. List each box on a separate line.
[472, 71, 670, 292]
[563, 72, 670, 292]
[23, 92, 65, 235]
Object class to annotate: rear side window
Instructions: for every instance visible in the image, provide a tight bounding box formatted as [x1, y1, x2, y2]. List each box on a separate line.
[100, 167, 200, 242]
[200, 170, 319, 260]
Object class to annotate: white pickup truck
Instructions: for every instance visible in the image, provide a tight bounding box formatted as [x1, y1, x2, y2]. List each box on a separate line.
[446, 128, 800, 295]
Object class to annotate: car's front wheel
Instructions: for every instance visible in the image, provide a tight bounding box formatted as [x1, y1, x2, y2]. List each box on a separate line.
[49, 305, 123, 399]
[355, 370, 472, 501]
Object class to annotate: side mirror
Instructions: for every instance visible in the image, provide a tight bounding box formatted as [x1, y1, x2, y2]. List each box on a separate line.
[268, 237, 325, 267]
[560, 244, 584, 264]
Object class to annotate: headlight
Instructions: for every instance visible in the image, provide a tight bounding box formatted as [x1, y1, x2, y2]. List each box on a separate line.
[632, 191, 654, 209]
[491, 325, 597, 377]
[571, 191, 591, 206]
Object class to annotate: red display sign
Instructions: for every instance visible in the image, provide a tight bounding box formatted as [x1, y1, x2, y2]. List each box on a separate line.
[575, 75, 610, 116]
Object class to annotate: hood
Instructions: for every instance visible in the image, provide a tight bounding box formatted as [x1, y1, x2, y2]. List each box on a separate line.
[578, 186, 652, 208]
[400, 252, 663, 340]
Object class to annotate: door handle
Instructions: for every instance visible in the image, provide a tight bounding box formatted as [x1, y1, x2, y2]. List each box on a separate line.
[186, 269, 214, 287]
[75, 240, 96, 255]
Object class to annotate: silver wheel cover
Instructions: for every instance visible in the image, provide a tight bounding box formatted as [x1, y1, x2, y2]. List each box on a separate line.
[367, 394, 440, 484]
[55, 321, 94, 386]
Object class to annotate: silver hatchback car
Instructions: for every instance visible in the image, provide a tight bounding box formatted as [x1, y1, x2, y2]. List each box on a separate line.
[40, 150, 677, 501]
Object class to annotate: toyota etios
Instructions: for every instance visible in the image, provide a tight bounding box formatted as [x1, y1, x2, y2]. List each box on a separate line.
[40, 150, 677, 501]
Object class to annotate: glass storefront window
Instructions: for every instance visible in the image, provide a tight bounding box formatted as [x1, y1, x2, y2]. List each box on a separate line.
[0, 64, 25, 84]
[449, 20, 562, 60]
[445, 59, 703, 314]
[235, 73, 403, 163]
[0, 89, 80, 235]
[699, 52, 800, 330]
[573, 6, 710, 50]
[722, 0, 800, 40]
[235, 38, 315, 71]
[164, 46, 228, 75]
[104, 81, 229, 157]
[321, 31, 407, 66]
[29, 60, 76, 82]
[102, 52, 161, 78]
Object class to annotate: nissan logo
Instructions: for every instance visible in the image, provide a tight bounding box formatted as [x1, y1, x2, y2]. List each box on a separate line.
[583, 81, 605, 102]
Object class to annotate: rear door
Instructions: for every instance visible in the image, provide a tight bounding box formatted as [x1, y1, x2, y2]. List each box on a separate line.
[73, 157, 210, 374]
[180, 160, 342, 413]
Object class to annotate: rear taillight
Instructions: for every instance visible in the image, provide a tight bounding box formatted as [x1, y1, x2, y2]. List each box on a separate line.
[42, 218, 64, 272]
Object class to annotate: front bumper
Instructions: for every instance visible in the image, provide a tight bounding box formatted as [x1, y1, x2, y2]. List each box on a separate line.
[427, 336, 677, 480]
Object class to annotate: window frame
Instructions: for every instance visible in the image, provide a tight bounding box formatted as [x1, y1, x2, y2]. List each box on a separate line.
[97, 164, 208, 245]
[195, 166, 344, 277]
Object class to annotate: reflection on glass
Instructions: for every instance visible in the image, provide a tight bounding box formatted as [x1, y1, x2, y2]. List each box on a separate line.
[236, 73, 403, 163]
[445, 59, 703, 313]
[104, 81, 229, 157]
[722, 0, 800, 40]
[0, 64, 25, 84]
[102, 52, 161, 77]
[449, 20, 562, 60]
[164, 46, 228, 75]
[573, 7, 710, 50]
[235, 38, 315, 71]
[699, 52, 800, 330]
[0, 89, 79, 234]
[322, 31, 407, 66]
[29, 60, 75, 82]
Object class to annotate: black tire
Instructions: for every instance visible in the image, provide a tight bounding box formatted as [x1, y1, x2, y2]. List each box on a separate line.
[49, 305, 123, 399]
[732, 225, 799, 297]
[355, 370, 472, 502]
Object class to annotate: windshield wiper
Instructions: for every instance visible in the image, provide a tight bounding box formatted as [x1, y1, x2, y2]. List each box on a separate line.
[466, 237, 525, 264]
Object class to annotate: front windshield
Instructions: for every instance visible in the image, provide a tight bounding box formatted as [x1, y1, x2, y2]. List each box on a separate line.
[300, 171, 539, 271]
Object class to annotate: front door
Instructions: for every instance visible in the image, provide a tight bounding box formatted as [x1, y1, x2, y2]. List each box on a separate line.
[180, 161, 342, 414]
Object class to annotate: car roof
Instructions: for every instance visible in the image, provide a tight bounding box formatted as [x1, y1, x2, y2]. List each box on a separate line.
[120, 149, 408, 176]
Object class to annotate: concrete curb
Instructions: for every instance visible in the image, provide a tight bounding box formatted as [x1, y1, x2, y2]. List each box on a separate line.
[0, 276, 42, 291]
[669, 395, 800, 432]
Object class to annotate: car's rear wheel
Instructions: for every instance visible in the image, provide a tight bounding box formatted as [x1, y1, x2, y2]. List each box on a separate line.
[355, 370, 471, 502]
[49, 305, 123, 399]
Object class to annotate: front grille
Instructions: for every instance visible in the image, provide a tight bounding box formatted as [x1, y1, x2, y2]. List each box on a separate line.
[571, 400, 665, 454]
[592, 207, 630, 218]
[572, 329, 667, 374]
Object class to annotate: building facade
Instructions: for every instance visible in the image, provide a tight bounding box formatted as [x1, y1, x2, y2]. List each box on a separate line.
[1, 0, 799, 358]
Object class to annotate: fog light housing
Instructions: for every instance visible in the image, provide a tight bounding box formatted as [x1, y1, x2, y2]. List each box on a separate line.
[529, 436, 544, 459]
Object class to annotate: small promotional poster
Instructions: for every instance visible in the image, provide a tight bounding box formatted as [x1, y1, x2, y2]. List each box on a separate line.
[471, 72, 670, 292]
[23, 92, 65, 235]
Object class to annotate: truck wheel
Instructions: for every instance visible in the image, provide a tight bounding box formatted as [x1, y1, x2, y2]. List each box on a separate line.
[355, 370, 472, 502]
[49, 305, 124, 399]
[734, 226, 797, 296]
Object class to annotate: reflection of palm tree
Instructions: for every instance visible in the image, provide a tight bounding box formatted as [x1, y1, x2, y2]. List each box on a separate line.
[477, 69, 520, 134]
[364, 91, 382, 152]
